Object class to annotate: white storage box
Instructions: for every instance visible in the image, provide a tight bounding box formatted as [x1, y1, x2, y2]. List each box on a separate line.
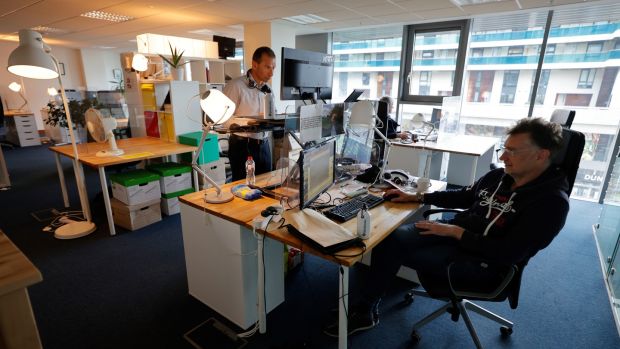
[198, 159, 226, 188]
[161, 188, 194, 215]
[110, 170, 161, 206]
[146, 163, 193, 194]
[111, 197, 161, 231]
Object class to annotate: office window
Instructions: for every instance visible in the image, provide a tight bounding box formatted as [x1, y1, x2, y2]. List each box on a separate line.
[500, 70, 519, 104]
[471, 48, 483, 57]
[546, 44, 556, 54]
[578, 69, 595, 88]
[533, 70, 550, 105]
[338, 72, 348, 96]
[401, 19, 470, 104]
[467, 71, 495, 102]
[508, 46, 524, 55]
[332, 26, 402, 102]
[596, 67, 619, 107]
[587, 41, 604, 54]
[555, 93, 592, 107]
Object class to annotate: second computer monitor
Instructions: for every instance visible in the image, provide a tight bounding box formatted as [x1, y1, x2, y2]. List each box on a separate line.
[299, 138, 336, 208]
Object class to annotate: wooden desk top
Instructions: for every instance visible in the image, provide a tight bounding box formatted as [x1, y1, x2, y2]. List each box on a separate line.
[392, 134, 497, 156]
[179, 178, 446, 267]
[49, 136, 197, 169]
[3, 110, 34, 117]
[0, 231, 42, 296]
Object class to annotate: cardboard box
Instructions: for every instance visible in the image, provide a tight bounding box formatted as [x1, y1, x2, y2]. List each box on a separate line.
[110, 170, 161, 206]
[147, 163, 193, 194]
[161, 188, 194, 215]
[198, 159, 226, 188]
[111, 197, 161, 231]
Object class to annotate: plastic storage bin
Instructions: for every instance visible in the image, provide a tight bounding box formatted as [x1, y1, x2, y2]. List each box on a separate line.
[110, 170, 161, 206]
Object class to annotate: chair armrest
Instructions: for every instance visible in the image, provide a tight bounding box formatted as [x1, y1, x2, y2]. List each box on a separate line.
[423, 208, 464, 219]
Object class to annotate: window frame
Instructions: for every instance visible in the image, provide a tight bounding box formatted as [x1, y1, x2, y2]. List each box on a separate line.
[399, 19, 470, 105]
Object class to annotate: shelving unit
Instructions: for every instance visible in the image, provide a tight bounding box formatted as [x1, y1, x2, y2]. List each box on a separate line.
[189, 59, 242, 87]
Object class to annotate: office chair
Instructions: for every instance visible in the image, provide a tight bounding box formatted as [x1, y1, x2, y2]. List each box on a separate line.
[406, 127, 585, 349]
[490, 110, 576, 170]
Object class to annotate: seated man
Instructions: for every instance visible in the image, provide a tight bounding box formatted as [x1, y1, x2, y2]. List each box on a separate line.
[325, 117, 569, 337]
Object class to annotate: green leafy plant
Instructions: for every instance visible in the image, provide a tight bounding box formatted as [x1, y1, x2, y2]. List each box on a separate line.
[45, 98, 102, 129]
[159, 42, 187, 68]
[108, 76, 125, 93]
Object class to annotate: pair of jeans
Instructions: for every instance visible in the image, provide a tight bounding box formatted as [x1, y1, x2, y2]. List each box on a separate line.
[228, 134, 272, 181]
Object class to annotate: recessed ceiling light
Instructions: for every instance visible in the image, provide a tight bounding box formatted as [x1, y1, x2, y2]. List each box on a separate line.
[189, 29, 216, 35]
[80, 10, 134, 22]
[31, 26, 68, 34]
[451, 0, 502, 5]
[282, 14, 329, 25]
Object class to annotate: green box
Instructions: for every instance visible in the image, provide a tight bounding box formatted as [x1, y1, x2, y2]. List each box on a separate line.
[178, 132, 220, 165]
[109, 170, 160, 187]
[146, 162, 191, 177]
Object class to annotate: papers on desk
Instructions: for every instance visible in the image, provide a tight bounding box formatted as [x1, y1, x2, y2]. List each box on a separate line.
[282, 208, 361, 254]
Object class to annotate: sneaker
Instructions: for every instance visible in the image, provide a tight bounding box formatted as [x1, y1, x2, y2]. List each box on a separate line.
[323, 304, 378, 338]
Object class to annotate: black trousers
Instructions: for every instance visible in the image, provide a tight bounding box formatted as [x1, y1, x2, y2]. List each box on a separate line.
[228, 134, 272, 182]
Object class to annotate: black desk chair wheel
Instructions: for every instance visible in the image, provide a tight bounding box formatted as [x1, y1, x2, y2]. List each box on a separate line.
[406, 128, 585, 349]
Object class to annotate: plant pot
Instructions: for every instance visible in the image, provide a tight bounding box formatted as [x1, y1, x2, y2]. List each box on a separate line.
[172, 67, 185, 81]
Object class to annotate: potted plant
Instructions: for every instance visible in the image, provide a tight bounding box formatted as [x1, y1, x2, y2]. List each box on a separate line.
[159, 42, 187, 80]
[45, 98, 102, 143]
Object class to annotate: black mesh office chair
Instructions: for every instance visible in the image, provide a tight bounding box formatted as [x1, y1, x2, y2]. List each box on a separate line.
[490, 111, 576, 170]
[406, 127, 585, 349]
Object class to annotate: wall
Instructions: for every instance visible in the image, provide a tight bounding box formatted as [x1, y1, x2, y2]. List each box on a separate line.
[0, 40, 86, 129]
[296, 33, 330, 54]
[80, 49, 123, 91]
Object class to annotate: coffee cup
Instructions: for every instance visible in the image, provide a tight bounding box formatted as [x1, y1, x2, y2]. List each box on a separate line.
[416, 177, 432, 193]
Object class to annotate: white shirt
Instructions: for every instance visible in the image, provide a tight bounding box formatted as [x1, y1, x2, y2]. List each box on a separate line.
[223, 72, 274, 139]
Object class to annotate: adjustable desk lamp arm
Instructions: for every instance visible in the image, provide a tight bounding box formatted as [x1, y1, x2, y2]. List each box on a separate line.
[191, 124, 224, 194]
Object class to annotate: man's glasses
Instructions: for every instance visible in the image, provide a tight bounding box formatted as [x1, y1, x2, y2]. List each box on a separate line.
[500, 146, 538, 157]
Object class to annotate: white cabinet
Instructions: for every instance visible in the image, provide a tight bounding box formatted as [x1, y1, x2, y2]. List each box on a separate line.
[5, 112, 41, 147]
[180, 201, 285, 329]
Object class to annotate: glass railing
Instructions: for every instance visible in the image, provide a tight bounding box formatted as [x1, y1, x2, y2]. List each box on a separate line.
[334, 59, 401, 68]
[333, 39, 402, 51]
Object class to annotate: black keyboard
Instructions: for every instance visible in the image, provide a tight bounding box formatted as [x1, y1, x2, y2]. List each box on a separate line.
[324, 194, 384, 222]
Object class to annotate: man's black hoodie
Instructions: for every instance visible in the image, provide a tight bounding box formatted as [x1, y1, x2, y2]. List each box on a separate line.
[423, 167, 569, 266]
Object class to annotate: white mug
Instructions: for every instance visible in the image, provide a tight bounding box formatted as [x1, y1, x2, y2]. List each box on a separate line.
[416, 177, 432, 193]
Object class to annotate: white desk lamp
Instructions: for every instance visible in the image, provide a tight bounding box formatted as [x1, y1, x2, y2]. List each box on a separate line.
[411, 113, 433, 186]
[349, 100, 392, 184]
[131, 53, 165, 78]
[8, 29, 96, 239]
[8, 80, 29, 111]
[193, 89, 236, 203]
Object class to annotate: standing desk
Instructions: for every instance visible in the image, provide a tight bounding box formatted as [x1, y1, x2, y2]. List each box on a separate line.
[0, 230, 43, 349]
[389, 134, 497, 186]
[50, 137, 198, 236]
[179, 177, 446, 349]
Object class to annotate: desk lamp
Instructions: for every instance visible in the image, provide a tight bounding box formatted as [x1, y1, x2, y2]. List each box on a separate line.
[349, 100, 391, 184]
[193, 89, 236, 203]
[8, 80, 29, 111]
[411, 113, 433, 185]
[8, 29, 96, 239]
[132, 53, 165, 79]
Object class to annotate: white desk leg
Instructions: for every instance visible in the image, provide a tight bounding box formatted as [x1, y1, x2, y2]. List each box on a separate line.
[98, 167, 116, 236]
[257, 234, 266, 333]
[338, 266, 349, 349]
[54, 153, 70, 208]
[76, 162, 92, 221]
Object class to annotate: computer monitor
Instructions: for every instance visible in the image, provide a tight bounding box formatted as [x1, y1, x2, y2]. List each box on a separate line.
[213, 35, 236, 59]
[299, 138, 336, 208]
[281, 47, 333, 101]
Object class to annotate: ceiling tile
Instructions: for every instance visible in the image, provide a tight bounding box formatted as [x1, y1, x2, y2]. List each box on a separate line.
[461, 1, 520, 15]
[355, 4, 408, 17]
[415, 7, 466, 20]
[391, 0, 457, 12]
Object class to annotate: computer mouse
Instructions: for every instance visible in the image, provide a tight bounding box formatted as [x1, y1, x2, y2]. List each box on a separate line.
[383, 192, 399, 201]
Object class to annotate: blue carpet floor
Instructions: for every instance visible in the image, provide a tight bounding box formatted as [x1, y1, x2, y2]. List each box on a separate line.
[0, 144, 618, 349]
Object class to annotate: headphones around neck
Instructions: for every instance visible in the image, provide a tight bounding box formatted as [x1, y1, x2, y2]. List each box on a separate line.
[246, 69, 271, 94]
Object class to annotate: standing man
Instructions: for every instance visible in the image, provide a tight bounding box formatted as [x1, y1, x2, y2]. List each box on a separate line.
[223, 46, 276, 181]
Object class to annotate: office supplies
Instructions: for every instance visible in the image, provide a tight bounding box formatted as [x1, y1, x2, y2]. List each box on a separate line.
[324, 194, 384, 222]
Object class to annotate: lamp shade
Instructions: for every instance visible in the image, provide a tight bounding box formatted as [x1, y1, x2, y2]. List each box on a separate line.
[200, 89, 235, 125]
[349, 100, 375, 127]
[131, 53, 149, 72]
[8, 82, 22, 92]
[8, 29, 58, 79]
[411, 113, 426, 128]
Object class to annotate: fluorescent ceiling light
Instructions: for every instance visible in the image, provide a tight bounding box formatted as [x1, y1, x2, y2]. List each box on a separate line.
[31, 26, 68, 34]
[80, 10, 134, 23]
[189, 29, 216, 36]
[451, 0, 503, 5]
[282, 14, 329, 25]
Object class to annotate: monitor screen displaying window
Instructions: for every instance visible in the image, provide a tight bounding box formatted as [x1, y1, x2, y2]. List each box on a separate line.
[299, 139, 336, 208]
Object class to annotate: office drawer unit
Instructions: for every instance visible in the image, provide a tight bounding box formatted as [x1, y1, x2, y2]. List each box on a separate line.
[5, 112, 41, 147]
